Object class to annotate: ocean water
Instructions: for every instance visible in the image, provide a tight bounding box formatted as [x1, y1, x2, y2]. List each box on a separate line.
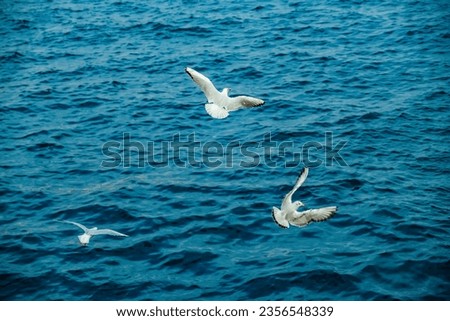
[1, 0, 449, 301]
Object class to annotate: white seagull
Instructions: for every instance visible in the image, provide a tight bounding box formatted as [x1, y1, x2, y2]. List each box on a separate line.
[185, 67, 265, 119]
[272, 168, 337, 228]
[61, 220, 128, 246]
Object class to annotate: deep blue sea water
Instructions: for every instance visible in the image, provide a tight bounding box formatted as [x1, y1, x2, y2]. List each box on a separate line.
[1, 0, 449, 300]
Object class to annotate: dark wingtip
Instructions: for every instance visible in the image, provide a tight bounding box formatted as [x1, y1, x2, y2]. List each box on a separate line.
[185, 67, 195, 81]
[296, 166, 308, 180]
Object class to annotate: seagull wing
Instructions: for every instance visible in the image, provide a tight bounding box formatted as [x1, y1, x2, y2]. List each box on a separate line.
[227, 96, 264, 111]
[185, 67, 220, 102]
[281, 167, 309, 210]
[290, 206, 337, 227]
[91, 229, 128, 237]
[205, 103, 229, 119]
[62, 220, 89, 233]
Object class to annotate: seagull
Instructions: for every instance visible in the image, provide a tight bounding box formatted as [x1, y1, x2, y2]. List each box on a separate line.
[272, 168, 337, 228]
[61, 220, 128, 246]
[185, 67, 265, 119]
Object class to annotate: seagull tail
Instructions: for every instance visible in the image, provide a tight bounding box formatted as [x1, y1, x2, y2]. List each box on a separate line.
[272, 207, 289, 228]
[205, 103, 229, 119]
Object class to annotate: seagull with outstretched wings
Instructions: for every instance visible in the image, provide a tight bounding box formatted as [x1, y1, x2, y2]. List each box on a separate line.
[61, 220, 128, 246]
[272, 168, 337, 228]
[185, 67, 265, 119]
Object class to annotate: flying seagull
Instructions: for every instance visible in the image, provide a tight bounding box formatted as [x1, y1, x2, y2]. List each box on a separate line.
[185, 67, 265, 119]
[272, 168, 337, 228]
[61, 220, 128, 245]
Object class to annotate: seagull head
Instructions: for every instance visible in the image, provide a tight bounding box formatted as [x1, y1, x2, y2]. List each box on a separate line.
[293, 200, 305, 209]
[222, 88, 231, 95]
